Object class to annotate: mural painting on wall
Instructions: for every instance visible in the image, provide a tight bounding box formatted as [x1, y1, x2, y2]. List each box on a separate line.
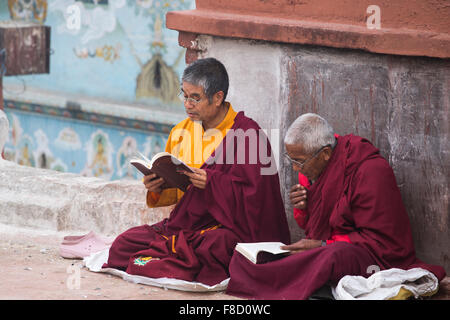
[132, 1, 189, 104]
[3, 0, 193, 104]
[116, 136, 137, 180]
[3, 109, 168, 181]
[81, 129, 114, 179]
[8, 0, 48, 23]
[4, 112, 67, 172]
[46, 0, 192, 104]
[16, 134, 36, 167]
[1, 1, 184, 180]
[134, 14, 183, 104]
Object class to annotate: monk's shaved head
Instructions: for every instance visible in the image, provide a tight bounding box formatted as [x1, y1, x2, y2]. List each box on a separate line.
[284, 113, 336, 154]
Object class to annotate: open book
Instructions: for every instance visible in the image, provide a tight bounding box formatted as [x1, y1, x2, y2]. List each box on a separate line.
[234, 242, 290, 264]
[130, 151, 194, 192]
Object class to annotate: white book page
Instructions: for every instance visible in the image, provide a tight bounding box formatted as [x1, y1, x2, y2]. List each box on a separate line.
[235, 242, 289, 263]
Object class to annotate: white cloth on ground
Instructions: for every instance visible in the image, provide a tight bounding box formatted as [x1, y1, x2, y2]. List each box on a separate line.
[83, 247, 229, 292]
[332, 267, 439, 300]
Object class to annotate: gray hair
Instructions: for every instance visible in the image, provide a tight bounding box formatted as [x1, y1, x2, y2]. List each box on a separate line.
[284, 113, 336, 154]
[181, 57, 229, 103]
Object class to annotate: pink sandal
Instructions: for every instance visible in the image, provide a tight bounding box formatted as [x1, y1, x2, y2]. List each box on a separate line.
[59, 232, 113, 259]
[61, 231, 113, 245]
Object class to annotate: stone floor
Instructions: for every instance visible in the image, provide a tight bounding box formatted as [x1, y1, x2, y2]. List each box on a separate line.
[0, 224, 238, 300]
[0, 223, 448, 301]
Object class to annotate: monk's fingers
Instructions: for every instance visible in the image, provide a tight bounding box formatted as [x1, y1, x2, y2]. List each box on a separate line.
[186, 173, 206, 183]
[290, 195, 307, 205]
[144, 177, 164, 189]
[292, 199, 307, 208]
[145, 176, 164, 185]
[190, 179, 206, 190]
[194, 169, 207, 181]
[143, 173, 159, 184]
[180, 170, 205, 180]
[290, 191, 307, 201]
[280, 243, 306, 251]
[290, 189, 307, 198]
[282, 238, 318, 251]
[177, 167, 206, 189]
[289, 189, 307, 198]
[179, 170, 194, 177]
[293, 201, 307, 210]
[189, 166, 203, 173]
[182, 170, 207, 184]
[185, 167, 206, 177]
[291, 184, 306, 191]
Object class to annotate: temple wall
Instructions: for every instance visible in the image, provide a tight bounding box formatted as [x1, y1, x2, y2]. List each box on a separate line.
[190, 34, 450, 274]
[0, 110, 172, 236]
[0, 0, 194, 180]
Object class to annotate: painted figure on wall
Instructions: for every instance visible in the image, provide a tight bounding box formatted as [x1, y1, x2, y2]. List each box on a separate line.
[16, 135, 36, 167]
[3, 113, 20, 162]
[135, 52, 181, 103]
[134, 14, 184, 104]
[34, 129, 60, 170]
[116, 136, 138, 179]
[91, 135, 110, 176]
[142, 135, 164, 160]
[82, 130, 113, 179]
[8, 0, 47, 23]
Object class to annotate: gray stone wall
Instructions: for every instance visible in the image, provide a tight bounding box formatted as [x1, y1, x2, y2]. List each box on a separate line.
[200, 35, 449, 273]
[281, 45, 449, 273]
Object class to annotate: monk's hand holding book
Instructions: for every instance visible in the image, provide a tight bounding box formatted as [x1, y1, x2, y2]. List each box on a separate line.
[290, 184, 308, 210]
[143, 173, 165, 194]
[281, 239, 322, 254]
[179, 167, 207, 189]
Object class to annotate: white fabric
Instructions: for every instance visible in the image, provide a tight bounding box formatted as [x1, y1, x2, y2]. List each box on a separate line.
[83, 247, 229, 292]
[332, 267, 439, 300]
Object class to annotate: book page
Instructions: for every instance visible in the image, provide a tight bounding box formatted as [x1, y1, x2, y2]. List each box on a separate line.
[149, 151, 172, 165]
[235, 242, 288, 264]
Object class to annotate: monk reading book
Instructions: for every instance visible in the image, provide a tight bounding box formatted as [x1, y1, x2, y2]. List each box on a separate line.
[226, 113, 446, 300]
[103, 58, 290, 286]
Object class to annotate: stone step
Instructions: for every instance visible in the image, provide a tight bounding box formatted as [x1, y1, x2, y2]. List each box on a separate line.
[0, 159, 172, 236]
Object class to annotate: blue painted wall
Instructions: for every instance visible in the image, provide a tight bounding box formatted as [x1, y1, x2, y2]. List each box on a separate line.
[3, 100, 169, 180]
[1, 0, 194, 180]
[1, 0, 194, 105]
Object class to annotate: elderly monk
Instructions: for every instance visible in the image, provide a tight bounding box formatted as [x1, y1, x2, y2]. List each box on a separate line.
[103, 58, 290, 286]
[226, 113, 446, 299]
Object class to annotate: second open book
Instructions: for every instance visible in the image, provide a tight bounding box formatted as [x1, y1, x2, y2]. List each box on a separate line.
[234, 242, 290, 264]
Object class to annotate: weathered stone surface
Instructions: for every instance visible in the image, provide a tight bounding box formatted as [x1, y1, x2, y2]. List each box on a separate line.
[281, 46, 449, 272]
[197, 35, 449, 274]
[0, 158, 172, 235]
[0, 109, 171, 235]
[0, 114, 168, 235]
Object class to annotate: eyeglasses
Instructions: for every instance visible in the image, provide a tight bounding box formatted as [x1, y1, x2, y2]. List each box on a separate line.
[178, 91, 202, 105]
[284, 144, 331, 170]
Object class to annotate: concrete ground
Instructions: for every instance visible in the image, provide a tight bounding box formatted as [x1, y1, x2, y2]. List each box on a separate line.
[0, 223, 239, 300]
[0, 223, 448, 301]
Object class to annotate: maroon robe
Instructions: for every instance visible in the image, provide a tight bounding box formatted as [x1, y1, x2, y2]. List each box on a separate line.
[103, 111, 291, 286]
[226, 134, 446, 299]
